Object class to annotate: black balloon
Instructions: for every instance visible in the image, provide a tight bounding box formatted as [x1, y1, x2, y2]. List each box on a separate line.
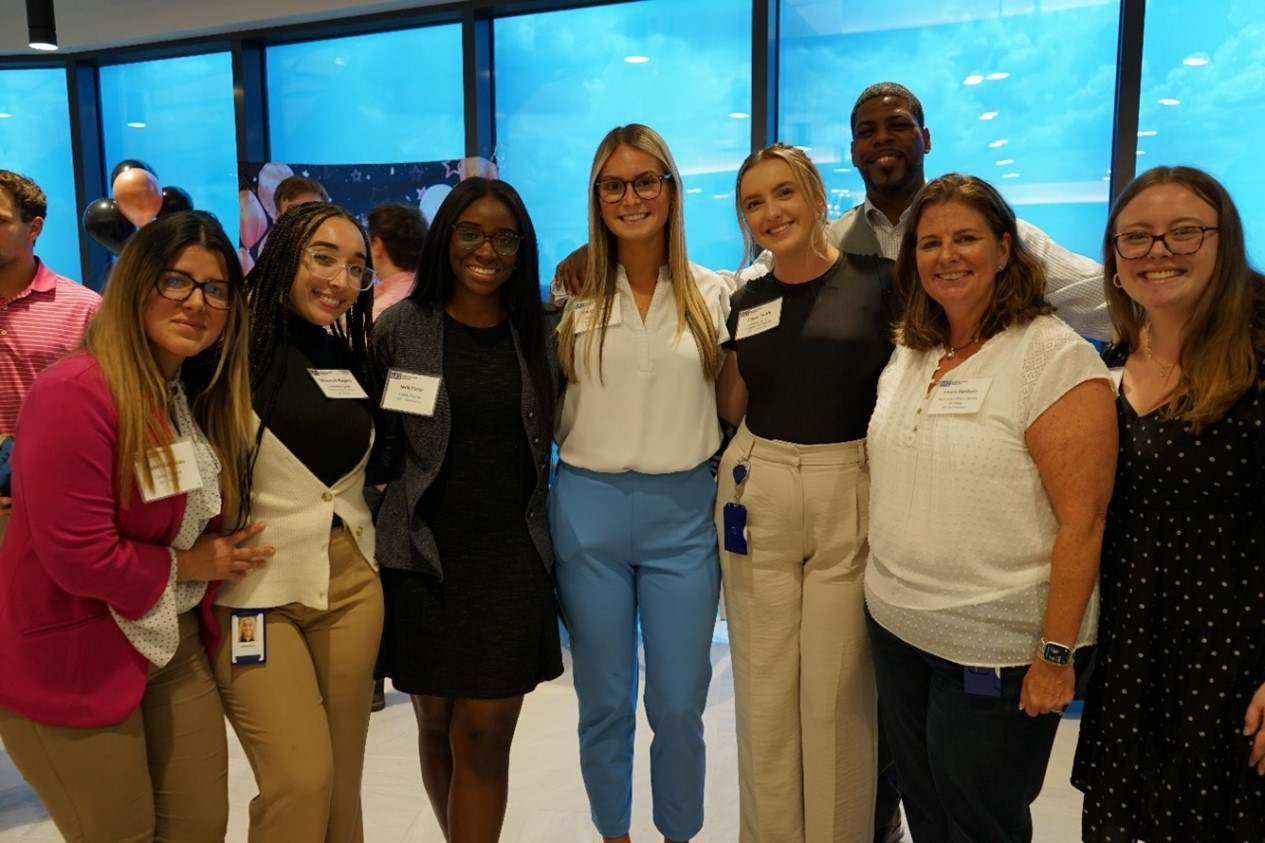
[158, 185, 193, 216]
[109, 159, 156, 184]
[82, 198, 136, 255]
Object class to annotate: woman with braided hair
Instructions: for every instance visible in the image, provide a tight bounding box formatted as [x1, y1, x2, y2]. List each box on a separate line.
[211, 201, 384, 842]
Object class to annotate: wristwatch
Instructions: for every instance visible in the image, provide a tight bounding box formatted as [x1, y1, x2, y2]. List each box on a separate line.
[1038, 638, 1074, 667]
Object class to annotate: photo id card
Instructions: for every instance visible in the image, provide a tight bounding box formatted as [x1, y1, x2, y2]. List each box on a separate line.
[136, 440, 203, 503]
[734, 298, 782, 340]
[231, 609, 266, 665]
[723, 502, 749, 556]
[307, 369, 369, 400]
[927, 377, 993, 415]
[380, 369, 441, 417]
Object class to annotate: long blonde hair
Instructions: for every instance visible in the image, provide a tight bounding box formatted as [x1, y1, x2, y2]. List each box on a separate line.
[558, 124, 721, 382]
[734, 142, 832, 269]
[84, 212, 253, 520]
[1103, 166, 1265, 433]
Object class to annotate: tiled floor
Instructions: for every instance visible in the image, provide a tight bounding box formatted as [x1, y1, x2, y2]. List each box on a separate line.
[0, 625, 1085, 841]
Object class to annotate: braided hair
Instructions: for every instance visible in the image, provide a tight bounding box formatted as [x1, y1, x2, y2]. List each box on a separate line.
[245, 202, 375, 454]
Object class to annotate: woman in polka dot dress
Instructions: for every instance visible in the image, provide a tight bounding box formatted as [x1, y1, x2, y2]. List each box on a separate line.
[1072, 166, 1265, 842]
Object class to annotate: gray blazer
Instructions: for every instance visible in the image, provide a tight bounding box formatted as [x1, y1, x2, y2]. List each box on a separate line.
[371, 300, 561, 579]
[826, 205, 884, 256]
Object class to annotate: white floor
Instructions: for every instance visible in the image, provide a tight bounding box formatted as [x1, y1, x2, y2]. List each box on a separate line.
[0, 624, 1085, 841]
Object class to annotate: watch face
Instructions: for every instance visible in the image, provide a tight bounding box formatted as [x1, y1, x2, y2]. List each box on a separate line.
[1042, 641, 1072, 665]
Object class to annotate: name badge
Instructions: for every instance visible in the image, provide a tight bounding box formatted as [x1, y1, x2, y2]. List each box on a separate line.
[735, 298, 782, 340]
[380, 369, 441, 417]
[1108, 367, 1124, 389]
[308, 369, 368, 400]
[137, 439, 203, 503]
[570, 297, 621, 333]
[927, 377, 993, 415]
[231, 609, 266, 665]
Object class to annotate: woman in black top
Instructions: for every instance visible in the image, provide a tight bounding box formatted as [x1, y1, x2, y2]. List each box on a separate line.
[715, 143, 894, 843]
[373, 178, 561, 842]
[212, 201, 382, 843]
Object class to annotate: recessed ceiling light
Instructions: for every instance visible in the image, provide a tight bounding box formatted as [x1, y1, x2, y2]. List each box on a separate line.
[995, 159, 1015, 166]
[963, 75, 984, 85]
[624, 55, 650, 64]
[686, 188, 702, 194]
[728, 112, 749, 119]
[0, 113, 12, 119]
[1137, 130, 1158, 137]
[1182, 56, 1209, 66]
[1136, 149, 1146, 155]
[1002, 173, 1020, 179]
[1158, 98, 1181, 106]
[986, 72, 1010, 81]
[127, 121, 147, 128]
[834, 168, 851, 173]
[979, 111, 999, 121]
[989, 139, 1008, 148]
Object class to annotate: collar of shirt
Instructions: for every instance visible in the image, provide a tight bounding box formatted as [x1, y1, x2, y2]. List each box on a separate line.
[1, 258, 55, 305]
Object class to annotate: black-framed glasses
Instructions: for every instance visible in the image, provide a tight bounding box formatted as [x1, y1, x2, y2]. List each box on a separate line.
[153, 270, 234, 311]
[1112, 225, 1220, 260]
[450, 223, 523, 256]
[302, 246, 377, 291]
[594, 173, 673, 204]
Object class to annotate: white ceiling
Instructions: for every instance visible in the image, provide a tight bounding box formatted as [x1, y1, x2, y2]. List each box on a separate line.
[0, 0, 451, 57]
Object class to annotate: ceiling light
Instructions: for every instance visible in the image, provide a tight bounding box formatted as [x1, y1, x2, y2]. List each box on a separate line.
[1158, 98, 1181, 106]
[0, 113, 12, 119]
[624, 56, 650, 64]
[1002, 173, 1020, 179]
[995, 159, 1015, 166]
[686, 188, 702, 194]
[989, 139, 1009, 148]
[986, 72, 1010, 81]
[963, 75, 984, 85]
[1182, 56, 1209, 66]
[1137, 130, 1157, 137]
[728, 112, 749, 119]
[26, 0, 58, 50]
[126, 121, 147, 128]
[979, 111, 999, 121]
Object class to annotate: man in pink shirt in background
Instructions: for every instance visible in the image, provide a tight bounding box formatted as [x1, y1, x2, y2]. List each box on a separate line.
[0, 170, 100, 544]
[368, 202, 426, 321]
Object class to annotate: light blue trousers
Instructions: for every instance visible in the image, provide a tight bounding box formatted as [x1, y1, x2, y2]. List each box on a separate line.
[549, 462, 721, 840]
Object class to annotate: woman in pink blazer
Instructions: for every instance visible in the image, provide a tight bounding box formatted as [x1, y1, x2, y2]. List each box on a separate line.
[0, 212, 270, 842]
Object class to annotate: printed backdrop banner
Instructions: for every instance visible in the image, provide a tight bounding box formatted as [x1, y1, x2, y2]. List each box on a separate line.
[237, 157, 497, 273]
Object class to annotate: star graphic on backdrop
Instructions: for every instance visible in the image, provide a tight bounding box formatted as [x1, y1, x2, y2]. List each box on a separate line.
[351, 169, 363, 183]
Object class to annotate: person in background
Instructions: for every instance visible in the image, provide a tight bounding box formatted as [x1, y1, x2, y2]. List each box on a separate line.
[274, 175, 330, 217]
[1072, 166, 1265, 843]
[551, 124, 729, 843]
[0, 170, 100, 545]
[212, 201, 382, 843]
[0, 211, 268, 842]
[865, 173, 1115, 843]
[368, 202, 428, 321]
[715, 143, 888, 843]
[373, 176, 562, 842]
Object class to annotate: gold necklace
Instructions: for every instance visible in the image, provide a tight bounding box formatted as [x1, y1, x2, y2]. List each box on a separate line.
[1141, 323, 1175, 378]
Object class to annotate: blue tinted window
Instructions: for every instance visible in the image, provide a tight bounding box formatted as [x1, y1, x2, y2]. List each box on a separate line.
[495, 0, 753, 285]
[779, 0, 1120, 258]
[267, 25, 464, 164]
[99, 53, 238, 242]
[1138, 0, 1265, 260]
[0, 68, 79, 279]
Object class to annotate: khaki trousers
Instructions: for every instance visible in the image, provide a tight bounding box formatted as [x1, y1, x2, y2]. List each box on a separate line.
[716, 423, 878, 843]
[213, 526, 383, 843]
[0, 611, 228, 842]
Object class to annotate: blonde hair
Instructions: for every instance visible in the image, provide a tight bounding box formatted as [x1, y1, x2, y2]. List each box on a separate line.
[84, 212, 253, 520]
[734, 142, 832, 269]
[558, 124, 721, 383]
[1103, 166, 1265, 432]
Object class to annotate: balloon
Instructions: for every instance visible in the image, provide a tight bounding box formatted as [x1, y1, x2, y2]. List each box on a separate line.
[239, 189, 266, 250]
[109, 159, 156, 184]
[238, 246, 255, 276]
[257, 163, 295, 221]
[419, 184, 451, 226]
[459, 157, 499, 181]
[112, 167, 163, 227]
[82, 198, 136, 255]
[158, 185, 193, 217]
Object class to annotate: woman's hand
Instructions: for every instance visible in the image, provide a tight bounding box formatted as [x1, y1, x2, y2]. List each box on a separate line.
[1019, 659, 1075, 717]
[1243, 681, 1265, 774]
[176, 522, 274, 582]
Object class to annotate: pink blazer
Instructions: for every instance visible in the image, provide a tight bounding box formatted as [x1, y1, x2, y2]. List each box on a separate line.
[0, 352, 221, 728]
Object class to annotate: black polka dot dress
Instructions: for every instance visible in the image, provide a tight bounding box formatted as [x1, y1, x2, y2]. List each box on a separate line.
[1073, 353, 1265, 843]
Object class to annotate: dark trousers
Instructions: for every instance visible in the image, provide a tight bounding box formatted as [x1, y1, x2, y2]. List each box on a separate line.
[866, 611, 1063, 843]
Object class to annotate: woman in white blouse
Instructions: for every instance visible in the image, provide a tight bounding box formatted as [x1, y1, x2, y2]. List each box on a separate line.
[0, 212, 266, 842]
[864, 174, 1116, 842]
[550, 123, 729, 843]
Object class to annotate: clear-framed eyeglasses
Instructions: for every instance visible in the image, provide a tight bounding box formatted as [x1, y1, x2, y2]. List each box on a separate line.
[302, 246, 377, 291]
[594, 173, 673, 204]
[1112, 225, 1219, 260]
[153, 270, 234, 311]
[451, 223, 523, 256]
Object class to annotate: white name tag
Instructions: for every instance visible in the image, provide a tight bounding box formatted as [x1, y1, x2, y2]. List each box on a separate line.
[928, 377, 993, 415]
[571, 297, 621, 333]
[308, 369, 368, 400]
[735, 298, 783, 340]
[380, 369, 441, 417]
[137, 439, 203, 503]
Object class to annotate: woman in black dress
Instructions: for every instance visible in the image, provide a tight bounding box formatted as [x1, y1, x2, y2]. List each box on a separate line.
[1072, 165, 1265, 842]
[372, 178, 562, 841]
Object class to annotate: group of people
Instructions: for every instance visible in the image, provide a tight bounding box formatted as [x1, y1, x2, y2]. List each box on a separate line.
[0, 77, 1261, 843]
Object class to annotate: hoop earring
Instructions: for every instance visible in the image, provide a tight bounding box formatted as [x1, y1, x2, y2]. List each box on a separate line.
[1112, 273, 1123, 288]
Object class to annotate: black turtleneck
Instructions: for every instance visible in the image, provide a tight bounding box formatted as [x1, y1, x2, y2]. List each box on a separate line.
[252, 312, 373, 487]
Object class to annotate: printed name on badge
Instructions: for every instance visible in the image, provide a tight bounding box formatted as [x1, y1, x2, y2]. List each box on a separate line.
[307, 369, 368, 400]
[570, 297, 622, 333]
[380, 370, 441, 417]
[927, 377, 993, 415]
[137, 439, 203, 502]
[735, 298, 783, 340]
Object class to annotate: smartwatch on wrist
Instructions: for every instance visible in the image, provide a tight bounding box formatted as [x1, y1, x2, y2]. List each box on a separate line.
[1038, 638, 1074, 666]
